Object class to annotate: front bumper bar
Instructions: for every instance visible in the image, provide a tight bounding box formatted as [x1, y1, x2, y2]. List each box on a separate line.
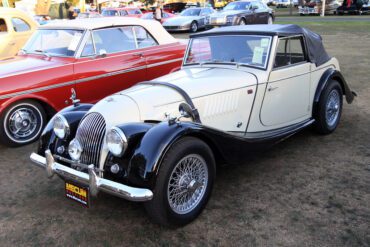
[30, 150, 153, 202]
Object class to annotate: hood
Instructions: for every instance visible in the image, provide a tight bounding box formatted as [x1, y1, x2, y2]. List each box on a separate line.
[163, 16, 199, 25]
[0, 55, 68, 78]
[90, 67, 257, 127]
[211, 10, 246, 17]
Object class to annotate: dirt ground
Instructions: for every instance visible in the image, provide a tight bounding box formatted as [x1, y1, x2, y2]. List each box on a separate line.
[0, 22, 369, 247]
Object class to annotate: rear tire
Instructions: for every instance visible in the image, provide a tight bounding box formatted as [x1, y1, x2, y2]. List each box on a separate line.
[313, 80, 343, 134]
[0, 100, 46, 147]
[144, 137, 216, 226]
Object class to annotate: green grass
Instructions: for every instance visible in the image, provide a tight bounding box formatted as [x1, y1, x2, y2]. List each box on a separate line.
[275, 20, 370, 33]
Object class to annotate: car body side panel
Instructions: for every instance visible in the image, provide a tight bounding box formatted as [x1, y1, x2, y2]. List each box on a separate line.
[261, 63, 311, 126]
[142, 43, 186, 80]
[73, 51, 147, 104]
[0, 56, 75, 113]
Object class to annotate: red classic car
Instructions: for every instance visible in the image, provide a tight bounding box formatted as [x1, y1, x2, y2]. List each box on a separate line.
[0, 17, 185, 147]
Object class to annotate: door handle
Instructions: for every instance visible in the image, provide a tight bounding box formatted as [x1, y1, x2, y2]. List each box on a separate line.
[133, 53, 144, 58]
[268, 86, 278, 92]
[9, 42, 15, 46]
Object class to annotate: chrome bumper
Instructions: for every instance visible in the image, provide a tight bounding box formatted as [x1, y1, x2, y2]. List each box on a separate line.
[30, 150, 153, 202]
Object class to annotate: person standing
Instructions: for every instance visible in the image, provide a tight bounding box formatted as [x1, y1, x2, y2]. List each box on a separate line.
[154, 5, 162, 22]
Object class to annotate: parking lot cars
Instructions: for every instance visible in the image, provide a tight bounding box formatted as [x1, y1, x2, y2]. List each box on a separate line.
[101, 7, 143, 17]
[299, 0, 340, 15]
[140, 11, 176, 23]
[0, 7, 38, 60]
[30, 24, 355, 226]
[206, 0, 274, 28]
[162, 7, 215, 32]
[76, 11, 102, 19]
[0, 17, 185, 147]
[337, 0, 370, 14]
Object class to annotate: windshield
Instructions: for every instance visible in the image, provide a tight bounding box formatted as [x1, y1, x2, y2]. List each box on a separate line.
[102, 9, 119, 16]
[23, 29, 84, 57]
[127, 9, 141, 15]
[185, 35, 272, 69]
[224, 2, 251, 10]
[180, 8, 201, 16]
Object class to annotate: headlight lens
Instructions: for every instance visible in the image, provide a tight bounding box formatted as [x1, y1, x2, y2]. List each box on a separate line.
[53, 114, 70, 139]
[106, 127, 127, 157]
[68, 138, 82, 161]
[226, 15, 235, 23]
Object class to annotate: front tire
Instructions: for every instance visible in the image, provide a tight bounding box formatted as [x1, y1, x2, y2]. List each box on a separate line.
[144, 137, 216, 226]
[239, 18, 246, 25]
[0, 100, 46, 147]
[313, 80, 343, 134]
[190, 21, 198, 33]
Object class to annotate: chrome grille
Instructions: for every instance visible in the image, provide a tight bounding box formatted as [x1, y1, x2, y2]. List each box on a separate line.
[76, 112, 106, 167]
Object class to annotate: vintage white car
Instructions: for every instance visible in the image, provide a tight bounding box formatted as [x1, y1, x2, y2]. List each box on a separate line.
[30, 24, 356, 226]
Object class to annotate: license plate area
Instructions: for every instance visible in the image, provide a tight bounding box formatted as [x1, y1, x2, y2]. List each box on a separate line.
[65, 181, 89, 207]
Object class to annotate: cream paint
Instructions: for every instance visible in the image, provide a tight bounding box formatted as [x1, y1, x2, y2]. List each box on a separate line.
[261, 62, 311, 126]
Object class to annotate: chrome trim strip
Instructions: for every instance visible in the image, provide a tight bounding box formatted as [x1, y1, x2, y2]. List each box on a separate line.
[0, 80, 75, 100]
[30, 151, 153, 202]
[0, 58, 183, 100]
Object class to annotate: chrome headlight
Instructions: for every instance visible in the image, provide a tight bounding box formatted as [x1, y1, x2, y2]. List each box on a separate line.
[53, 114, 70, 139]
[106, 127, 127, 157]
[68, 138, 82, 161]
[226, 15, 236, 23]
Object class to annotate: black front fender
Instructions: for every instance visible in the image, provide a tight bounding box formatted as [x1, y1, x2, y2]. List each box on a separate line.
[129, 122, 200, 185]
[38, 103, 93, 154]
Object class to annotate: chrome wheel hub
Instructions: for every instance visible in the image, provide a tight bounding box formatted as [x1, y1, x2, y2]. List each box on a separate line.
[326, 90, 340, 127]
[8, 108, 38, 139]
[167, 154, 208, 214]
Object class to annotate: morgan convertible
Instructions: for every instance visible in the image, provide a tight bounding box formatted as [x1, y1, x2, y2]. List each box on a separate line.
[30, 25, 356, 226]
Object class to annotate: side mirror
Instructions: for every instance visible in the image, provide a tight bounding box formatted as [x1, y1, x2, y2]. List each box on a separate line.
[179, 102, 195, 120]
[97, 49, 107, 58]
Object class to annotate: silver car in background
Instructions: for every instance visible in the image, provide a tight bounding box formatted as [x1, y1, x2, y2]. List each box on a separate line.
[162, 7, 215, 32]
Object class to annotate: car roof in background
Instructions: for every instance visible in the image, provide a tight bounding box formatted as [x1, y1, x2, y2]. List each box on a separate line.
[40, 17, 177, 45]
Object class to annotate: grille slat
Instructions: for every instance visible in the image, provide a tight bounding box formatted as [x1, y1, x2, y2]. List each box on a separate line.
[76, 113, 106, 167]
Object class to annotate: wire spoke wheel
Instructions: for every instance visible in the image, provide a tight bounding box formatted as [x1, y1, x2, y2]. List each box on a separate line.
[167, 154, 208, 215]
[325, 89, 340, 127]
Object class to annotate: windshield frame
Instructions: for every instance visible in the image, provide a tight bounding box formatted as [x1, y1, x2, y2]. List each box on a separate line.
[183, 34, 273, 70]
[23, 28, 86, 58]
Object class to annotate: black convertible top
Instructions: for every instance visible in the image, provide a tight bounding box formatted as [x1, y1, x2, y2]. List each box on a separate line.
[190, 24, 331, 67]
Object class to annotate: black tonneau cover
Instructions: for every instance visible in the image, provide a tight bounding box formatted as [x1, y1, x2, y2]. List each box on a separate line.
[191, 24, 331, 67]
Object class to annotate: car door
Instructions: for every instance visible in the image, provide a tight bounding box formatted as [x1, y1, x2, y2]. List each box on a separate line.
[133, 26, 183, 80]
[74, 26, 147, 103]
[199, 8, 212, 27]
[257, 2, 269, 23]
[250, 1, 267, 23]
[260, 35, 311, 127]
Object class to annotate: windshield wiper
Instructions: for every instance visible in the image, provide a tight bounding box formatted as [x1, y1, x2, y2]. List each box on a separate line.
[33, 49, 51, 58]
